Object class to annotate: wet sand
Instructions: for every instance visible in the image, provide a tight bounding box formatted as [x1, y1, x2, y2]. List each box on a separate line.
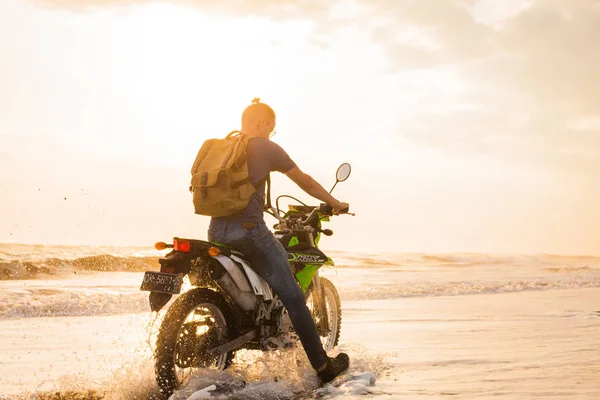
[1, 287, 598, 399]
[344, 287, 600, 399]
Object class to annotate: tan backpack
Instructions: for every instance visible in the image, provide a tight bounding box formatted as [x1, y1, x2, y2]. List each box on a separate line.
[190, 131, 255, 217]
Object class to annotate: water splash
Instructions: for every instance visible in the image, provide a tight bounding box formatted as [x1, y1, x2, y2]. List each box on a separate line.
[171, 343, 387, 400]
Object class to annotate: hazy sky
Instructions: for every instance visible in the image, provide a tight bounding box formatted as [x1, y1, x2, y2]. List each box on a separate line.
[2, 0, 600, 254]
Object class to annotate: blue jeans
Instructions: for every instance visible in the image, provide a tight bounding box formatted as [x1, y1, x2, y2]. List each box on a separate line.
[208, 219, 328, 370]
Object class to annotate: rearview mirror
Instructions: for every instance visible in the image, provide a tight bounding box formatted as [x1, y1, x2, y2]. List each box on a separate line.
[329, 163, 352, 194]
[336, 163, 352, 183]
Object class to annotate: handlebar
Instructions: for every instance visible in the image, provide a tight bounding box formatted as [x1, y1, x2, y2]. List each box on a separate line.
[270, 203, 354, 229]
[319, 204, 333, 216]
[300, 207, 320, 224]
[299, 204, 353, 224]
[318, 203, 351, 216]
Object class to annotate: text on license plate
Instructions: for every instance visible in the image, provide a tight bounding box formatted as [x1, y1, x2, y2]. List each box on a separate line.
[140, 271, 183, 294]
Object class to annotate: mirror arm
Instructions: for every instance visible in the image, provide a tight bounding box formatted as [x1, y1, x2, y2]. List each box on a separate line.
[329, 180, 339, 194]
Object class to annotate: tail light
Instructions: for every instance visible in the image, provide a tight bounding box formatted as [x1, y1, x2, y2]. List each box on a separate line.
[173, 238, 191, 252]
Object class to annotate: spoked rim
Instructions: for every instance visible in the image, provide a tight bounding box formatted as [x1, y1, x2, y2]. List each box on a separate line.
[307, 285, 339, 351]
[173, 302, 228, 386]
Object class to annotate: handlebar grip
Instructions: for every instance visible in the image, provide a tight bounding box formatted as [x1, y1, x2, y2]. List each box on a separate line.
[319, 204, 333, 216]
[319, 204, 350, 215]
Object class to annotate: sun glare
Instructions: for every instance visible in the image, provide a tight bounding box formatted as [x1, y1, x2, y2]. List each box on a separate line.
[3, 0, 599, 254]
[100, 3, 293, 167]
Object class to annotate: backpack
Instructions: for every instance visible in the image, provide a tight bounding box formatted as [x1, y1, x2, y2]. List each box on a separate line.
[189, 131, 256, 217]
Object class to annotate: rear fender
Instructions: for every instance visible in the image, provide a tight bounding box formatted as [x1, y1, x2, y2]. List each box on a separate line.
[146, 252, 192, 313]
[148, 242, 229, 312]
[150, 251, 211, 313]
[212, 255, 253, 292]
[158, 239, 229, 275]
[149, 291, 173, 312]
[214, 254, 274, 301]
[158, 250, 196, 275]
[231, 255, 273, 300]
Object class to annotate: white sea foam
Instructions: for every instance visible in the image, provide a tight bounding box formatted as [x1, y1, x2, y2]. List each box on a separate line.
[170, 344, 386, 400]
[2, 272, 598, 320]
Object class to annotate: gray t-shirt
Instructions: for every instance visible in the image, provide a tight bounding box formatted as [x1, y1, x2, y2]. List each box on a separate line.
[214, 137, 296, 223]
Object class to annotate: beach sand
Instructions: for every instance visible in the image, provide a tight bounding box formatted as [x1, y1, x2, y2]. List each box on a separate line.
[344, 287, 600, 399]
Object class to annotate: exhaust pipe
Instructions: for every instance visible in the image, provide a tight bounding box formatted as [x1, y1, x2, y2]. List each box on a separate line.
[209, 259, 258, 312]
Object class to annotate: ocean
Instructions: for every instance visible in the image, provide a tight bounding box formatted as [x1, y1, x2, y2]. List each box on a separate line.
[1, 244, 599, 399]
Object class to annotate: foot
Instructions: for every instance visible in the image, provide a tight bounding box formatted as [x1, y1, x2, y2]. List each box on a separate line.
[317, 353, 350, 383]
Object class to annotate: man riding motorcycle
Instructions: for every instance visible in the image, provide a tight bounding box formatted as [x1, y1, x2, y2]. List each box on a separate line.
[205, 98, 350, 382]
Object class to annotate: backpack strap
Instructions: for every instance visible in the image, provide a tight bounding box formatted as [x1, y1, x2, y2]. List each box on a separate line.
[223, 131, 272, 210]
[226, 130, 240, 139]
[264, 174, 272, 211]
[220, 132, 247, 171]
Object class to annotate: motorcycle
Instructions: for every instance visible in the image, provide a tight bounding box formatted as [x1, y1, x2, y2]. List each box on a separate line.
[140, 163, 353, 398]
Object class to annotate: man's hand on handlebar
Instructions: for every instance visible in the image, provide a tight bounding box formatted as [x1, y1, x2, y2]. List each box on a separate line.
[331, 201, 350, 215]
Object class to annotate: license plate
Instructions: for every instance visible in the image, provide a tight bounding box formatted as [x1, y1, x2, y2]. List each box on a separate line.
[140, 271, 184, 294]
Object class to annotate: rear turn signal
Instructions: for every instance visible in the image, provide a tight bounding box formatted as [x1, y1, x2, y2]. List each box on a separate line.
[173, 238, 191, 252]
[155, 242, 168, 251]
[208, 247, 221, 257]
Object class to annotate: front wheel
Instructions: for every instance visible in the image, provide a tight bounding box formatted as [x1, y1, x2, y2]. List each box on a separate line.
[307, 277, 342, 351]
[154, 288, 233, 398]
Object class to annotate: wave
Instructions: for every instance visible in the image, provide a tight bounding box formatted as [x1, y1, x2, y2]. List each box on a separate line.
[3, 275, 599, 320]
[329, 251, 600, 271]
[339, 279, 600, 301]
[2, 243, 600, 283]
[0, 255, 159, 280]
[0, 273, 152, 319]
[0, 290, 150, 320]
[544, 266, 594, 273]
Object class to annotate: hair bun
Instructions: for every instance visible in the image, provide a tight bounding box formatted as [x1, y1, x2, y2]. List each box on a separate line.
[251, 97, 261, 104]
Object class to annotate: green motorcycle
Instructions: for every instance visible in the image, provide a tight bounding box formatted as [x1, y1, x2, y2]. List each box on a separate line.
[140, 163, 353, 398]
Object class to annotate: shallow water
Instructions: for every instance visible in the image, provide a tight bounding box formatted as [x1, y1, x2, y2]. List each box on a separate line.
[1, 245, 599, 399]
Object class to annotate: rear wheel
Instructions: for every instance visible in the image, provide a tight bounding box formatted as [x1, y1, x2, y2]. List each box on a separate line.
[307, 277, 342, 351]
[154, 288, 233, 399]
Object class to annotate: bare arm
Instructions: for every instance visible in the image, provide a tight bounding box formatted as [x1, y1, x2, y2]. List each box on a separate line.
[285, 166, 348, 212]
